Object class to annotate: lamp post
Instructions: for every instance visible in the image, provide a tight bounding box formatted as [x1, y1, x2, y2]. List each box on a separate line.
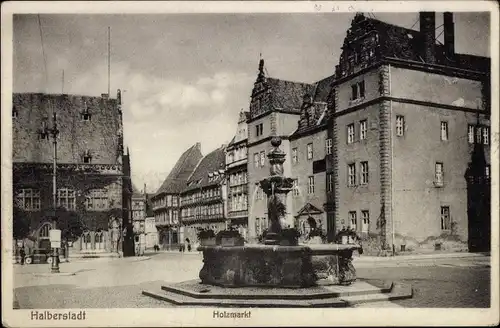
[43, 108, 60, 273]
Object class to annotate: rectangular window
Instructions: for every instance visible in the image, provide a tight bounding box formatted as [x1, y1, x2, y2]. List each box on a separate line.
[255, 123, 263, 137]
[260, 151, 265, 167]
[359, 120, 367, 140]
[486, 165, 490, 179]
[468, 125, 475, 144]
[308, 176, 315, 194]
[351, 81, 365, 100]
[361, 210, 369, 232]
[435, 162, 444, 187]
[351, 84, 358, 100]
[440, 121, 448, 141]
[360, 161, 369, 185]
[85, 189, 108, 210]
[307, 143, 313, 160]
[327, 173, 334, 192]
[359, 80, 365, 98]
[440, 206, 451, 230]
[396, 116, 405, 136]
[255, 218, 261, 236]
[347, 123, 355, 144]
[254, 153, 259, 168]
[293, 179, 299, 196]
[476, 126, 482, 144]
[325, 138, 332, 155]
[349, 211, 357, 230]
[57, 188, 76, 210]
[292, 148, 298, 164]
[348, 163, 356, 186]
[483, 126, 489, 145]
[256, 187, 262, 200]
[16, 188, 41, 211]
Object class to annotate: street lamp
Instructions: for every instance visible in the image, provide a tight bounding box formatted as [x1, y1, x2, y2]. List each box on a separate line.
[42, 107, 60, 273]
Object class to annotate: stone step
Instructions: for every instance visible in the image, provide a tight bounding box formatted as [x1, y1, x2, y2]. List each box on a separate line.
[142, 281, 413, 308]
[340, 283, 413, 305]
[142, 290, 348, 308]
[161, 280, 390, 300]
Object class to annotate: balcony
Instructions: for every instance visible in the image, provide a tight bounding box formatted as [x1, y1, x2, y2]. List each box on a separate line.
[181, 213, 225, 224]
[227, 210, 248, 218]
[181, 196, 222, 207]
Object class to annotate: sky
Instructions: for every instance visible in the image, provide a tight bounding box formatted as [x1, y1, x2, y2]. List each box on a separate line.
[13, 11, 490, 193]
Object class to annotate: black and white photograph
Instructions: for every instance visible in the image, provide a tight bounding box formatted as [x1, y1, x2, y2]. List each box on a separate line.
[1, 1, 498, 327]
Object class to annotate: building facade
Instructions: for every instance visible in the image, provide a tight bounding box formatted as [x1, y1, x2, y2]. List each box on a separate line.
[330, 12, 490, 251]
[180, 146, 227, 244]
[246, 59, 316, 241]
[131, 185, 155, 251]
[12, 91, 133, 255]
[225, 110, 250, 240]
[152, 143, 202, 250]
[289, 91, 331, 239]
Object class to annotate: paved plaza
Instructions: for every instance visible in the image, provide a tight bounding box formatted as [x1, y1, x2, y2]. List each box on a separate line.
[12, 252, 490, 309]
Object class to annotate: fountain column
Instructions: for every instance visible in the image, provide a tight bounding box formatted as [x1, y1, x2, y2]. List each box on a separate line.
[259, 137, 295, 245]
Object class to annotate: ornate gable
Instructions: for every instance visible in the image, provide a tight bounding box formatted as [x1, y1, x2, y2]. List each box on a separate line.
[295, 202, 324, 217]
[249, 59, 273, 118]
[336, 13, 380, 78]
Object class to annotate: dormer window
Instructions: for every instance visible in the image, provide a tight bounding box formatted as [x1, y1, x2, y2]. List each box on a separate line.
[83, 150, 92, 163]
[81, 102, 91, 121]
[82, 113, 91, 121]
[39, 119, 49, 140]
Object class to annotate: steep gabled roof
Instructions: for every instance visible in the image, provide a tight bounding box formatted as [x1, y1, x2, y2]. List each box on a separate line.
[184, 145, 226, 192]
[267, 77, 316, 112]
[338, 13, 489, 74]
[155, 143, 203, 195]
[313, 74, 336, 103]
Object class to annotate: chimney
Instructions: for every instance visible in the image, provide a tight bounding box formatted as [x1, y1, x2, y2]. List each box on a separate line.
[443, 12, 455, 57]
[419, 12, 436, 64]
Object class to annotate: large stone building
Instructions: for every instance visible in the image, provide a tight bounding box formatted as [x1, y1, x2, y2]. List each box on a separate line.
[152, 143, 202, 250]
[328, 12, 490, 252]
[245, 11, 490, 252]
[12, 91, 134, 255]
[225, 110, 250, 240]
[180, 146, 227, 243]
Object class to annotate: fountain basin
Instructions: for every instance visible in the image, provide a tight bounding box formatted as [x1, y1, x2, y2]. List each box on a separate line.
[198, 244, 361, 288]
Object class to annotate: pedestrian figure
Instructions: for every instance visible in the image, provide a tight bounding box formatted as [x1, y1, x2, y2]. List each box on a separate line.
[19, 247, 25, 265]
[186, 238, 192, 252]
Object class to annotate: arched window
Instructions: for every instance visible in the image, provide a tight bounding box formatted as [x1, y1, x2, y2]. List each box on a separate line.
[83, 231, 91, 250]
[95, 230, 104, 250]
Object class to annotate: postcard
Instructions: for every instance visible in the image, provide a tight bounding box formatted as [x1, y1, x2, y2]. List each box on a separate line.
[1, 1, 498, 327]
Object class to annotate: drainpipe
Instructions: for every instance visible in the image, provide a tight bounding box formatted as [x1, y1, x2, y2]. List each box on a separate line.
[389, 64, 395, 255]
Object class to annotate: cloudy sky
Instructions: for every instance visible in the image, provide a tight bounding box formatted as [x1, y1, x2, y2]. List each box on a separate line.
[13, 11, 490, 192]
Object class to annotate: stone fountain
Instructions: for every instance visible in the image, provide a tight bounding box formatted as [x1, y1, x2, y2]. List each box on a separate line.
[142, 137, 412, 307]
